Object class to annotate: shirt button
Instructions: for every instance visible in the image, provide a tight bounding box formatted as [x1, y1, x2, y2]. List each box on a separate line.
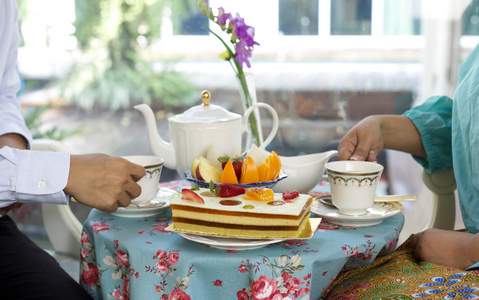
[38, 181, 46, 189]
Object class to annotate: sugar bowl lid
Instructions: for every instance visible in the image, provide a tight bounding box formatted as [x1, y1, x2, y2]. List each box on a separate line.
[169, 90, 241, 123]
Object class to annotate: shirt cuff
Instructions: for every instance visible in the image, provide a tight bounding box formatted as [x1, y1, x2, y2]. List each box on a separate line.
[16, 150, 70, 205]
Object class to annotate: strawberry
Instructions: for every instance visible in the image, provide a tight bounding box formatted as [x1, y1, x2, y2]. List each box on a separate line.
[181, 189, 204, 203]
[218, 155, 245, 181]
[282, 190, 299, 200]
[212, 183, 245, 198]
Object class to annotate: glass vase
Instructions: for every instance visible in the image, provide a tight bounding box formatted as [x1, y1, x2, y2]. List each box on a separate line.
[236, 71, 264, 149]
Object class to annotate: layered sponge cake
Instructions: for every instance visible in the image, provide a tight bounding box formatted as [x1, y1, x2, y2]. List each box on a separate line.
[169, 188, 313, 239]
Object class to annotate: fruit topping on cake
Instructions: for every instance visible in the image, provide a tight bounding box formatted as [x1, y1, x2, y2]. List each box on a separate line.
[282, 190, 300, 200]
[212, 183, 246, 198]
[244, 187, 275, 202]
[181, 189, 204, 203]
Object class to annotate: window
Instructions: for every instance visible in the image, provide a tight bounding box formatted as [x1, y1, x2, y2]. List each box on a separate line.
[172, 1, 209, 35]
[278, 0, 319, 35]
[331, 0, 371, 35]
[383, 0, 421, 35]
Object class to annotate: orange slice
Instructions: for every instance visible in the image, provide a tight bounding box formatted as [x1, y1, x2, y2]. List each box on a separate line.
[271, 151, 281, 179]
[265, 156, 277, 181]
[221, 159, 239, 184]
[240, 156, 259, 184]
[257, 158, 270, 182]
[244, 187, 274, 201]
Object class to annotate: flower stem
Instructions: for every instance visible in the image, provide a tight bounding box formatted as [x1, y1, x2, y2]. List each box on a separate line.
[236, 67, 261, 146]
[202, 24, 261, 146]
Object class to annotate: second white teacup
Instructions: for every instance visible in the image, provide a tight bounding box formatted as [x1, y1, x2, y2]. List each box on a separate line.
[325, 160, 384, 216]
[123, 155, 164, 204]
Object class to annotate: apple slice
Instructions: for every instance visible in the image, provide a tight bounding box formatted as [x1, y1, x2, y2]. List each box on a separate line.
[196, 157, 222, 183]
[191, 158, 200, 179]
[205, 144, 222, 169]
[247, 143, 264, 167]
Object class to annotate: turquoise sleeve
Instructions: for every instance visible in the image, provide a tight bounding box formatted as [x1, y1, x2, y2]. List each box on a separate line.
[402, 96, 453, 173]
[466, 261, 479, 271]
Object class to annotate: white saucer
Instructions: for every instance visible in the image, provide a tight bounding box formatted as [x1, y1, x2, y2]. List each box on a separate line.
[311, 199, 403, 227]
[111, 188, 179, 218]
[177, 232, 284, 251]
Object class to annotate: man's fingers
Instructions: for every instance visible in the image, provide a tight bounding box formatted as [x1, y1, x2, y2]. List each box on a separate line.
[125, 179, 142, 200]
[116, 192, 132, 208]
[122, 159, 146, 182]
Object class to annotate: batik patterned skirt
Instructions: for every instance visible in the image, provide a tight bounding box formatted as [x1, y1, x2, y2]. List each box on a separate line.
[322, 237, 479, 299]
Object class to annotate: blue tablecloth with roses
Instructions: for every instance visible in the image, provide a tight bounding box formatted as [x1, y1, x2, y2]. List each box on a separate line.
[80, 180, 404, 300]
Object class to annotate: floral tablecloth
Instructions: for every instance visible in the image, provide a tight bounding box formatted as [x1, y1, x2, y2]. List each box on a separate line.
[80, 180, 404, 300]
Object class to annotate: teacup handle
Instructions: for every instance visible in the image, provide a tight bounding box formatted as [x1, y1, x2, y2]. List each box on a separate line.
[243, 103, 279, 150]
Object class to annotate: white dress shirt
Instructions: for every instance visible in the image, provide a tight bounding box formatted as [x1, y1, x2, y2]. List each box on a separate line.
[0, 0, 70, 207]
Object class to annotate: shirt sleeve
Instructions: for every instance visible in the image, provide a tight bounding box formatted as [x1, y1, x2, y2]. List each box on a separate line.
[402, 95, 453, 173]
[0, 0, 32, 147]
[0, 146, 70, 207]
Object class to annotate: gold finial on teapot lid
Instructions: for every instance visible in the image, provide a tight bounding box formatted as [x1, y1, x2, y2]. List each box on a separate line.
[201, 90, 210, 106]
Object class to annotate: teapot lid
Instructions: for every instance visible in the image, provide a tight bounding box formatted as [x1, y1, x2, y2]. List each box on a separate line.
[170, 90, 241, 123]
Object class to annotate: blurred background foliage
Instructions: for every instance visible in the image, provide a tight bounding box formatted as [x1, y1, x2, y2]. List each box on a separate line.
[23, 105, 84, 140]
[18, 0, 198, 112]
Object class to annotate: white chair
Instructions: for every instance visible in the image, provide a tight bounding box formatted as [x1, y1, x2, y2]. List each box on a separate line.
[31, 139, 82, 258]
[388, 150, 463, 245]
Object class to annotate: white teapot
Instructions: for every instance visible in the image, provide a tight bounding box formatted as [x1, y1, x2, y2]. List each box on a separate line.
[135, 91, 279, 177]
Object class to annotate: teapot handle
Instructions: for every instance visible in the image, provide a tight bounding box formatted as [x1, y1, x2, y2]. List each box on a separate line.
[243, 103, 279, 151]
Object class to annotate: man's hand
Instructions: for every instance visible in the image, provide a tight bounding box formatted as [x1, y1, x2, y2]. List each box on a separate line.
[64, 154, 146, 212]
[0, 203, 23, 216]
[411, 228, 479, 270]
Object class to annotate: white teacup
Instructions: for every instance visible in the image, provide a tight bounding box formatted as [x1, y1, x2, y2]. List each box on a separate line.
[325, 160, 384, 216]
[123, 155, 164, 204]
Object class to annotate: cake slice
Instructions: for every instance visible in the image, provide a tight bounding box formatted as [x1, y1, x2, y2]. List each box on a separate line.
[169, 188, 313, 239]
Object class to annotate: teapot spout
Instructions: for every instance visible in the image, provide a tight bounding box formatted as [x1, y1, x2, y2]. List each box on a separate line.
[268, 150, 339, 193]
[134, 104, 176, 170]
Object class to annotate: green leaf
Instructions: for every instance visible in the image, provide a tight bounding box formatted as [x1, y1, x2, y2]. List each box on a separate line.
[218, 156, 231, 163]
[209, 180, 215, 193]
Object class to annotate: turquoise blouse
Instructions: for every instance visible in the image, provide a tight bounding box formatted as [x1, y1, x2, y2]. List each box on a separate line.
[403, 44, 479, 270]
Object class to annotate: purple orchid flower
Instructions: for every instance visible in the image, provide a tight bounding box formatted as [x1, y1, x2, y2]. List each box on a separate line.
[235, 40, 253, 69]
[230, 13, 246, 37]
[235, 25, 259, 48]
[216, 7, 232, 28]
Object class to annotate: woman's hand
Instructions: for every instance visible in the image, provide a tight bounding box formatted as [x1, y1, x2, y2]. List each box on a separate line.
[338, 115, 427, 161]
[411, 229, 479, 270]
[338, 116, 384, 162]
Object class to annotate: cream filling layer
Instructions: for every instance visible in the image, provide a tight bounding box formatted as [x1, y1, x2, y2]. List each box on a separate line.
[171, 209, 309, 226]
